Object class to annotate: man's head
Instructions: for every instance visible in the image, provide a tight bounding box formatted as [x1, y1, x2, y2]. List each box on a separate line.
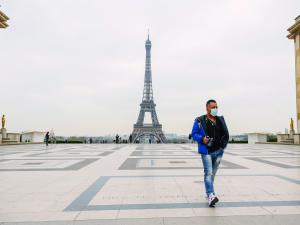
[206, 99, 218, 117]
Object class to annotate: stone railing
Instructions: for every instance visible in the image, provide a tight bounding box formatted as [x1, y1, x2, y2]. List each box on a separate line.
[277, 133, 300, 144]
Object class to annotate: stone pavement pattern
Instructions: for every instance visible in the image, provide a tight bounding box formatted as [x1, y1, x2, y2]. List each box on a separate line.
[0, 143, 300, 224]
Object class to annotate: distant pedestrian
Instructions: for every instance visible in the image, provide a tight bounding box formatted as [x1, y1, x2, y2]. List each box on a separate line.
[191, 99, 229, 207]
[116, 134, 119, 144]
[45, 132, 50, 146]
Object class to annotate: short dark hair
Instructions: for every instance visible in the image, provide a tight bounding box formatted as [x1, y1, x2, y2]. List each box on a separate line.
[206, 99, 216, 107]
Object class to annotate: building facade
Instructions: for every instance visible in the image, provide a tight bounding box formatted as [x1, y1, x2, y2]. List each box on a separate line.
[287, 15, 300, 132]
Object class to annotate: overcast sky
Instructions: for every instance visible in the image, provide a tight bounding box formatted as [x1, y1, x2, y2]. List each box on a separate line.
[0, 0, 299, 136]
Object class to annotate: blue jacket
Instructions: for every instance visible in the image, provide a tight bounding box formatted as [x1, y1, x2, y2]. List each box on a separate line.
[191, 115, 229, 154]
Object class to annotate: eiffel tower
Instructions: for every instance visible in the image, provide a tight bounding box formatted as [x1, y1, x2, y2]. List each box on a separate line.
[131, 33, 167, 143]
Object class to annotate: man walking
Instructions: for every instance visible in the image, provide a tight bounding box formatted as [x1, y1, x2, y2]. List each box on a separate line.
[191, 99, 229, 207]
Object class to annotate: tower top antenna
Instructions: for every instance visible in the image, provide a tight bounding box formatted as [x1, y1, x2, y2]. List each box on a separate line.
[147, 29, 150, 40]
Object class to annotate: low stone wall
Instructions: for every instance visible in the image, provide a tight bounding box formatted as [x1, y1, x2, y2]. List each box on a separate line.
[247, 133, 267, 144]
[277, 134, 289, 142]
[294, 134, 300, 144]
[277, 133, 300, 144]
[7, 133, 20, 143]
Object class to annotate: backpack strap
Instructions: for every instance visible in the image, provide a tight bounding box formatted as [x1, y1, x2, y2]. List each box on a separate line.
[196, 115, 208, 136]
[196, 117, 201, 129]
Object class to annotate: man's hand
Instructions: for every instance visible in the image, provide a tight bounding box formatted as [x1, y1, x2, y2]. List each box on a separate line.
[202, 136, 209, 145]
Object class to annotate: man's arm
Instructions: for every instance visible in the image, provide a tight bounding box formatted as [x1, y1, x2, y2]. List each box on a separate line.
[219, 116, 229, 148]
[191, 120, 204, 143]
[220, 116, 229, 138]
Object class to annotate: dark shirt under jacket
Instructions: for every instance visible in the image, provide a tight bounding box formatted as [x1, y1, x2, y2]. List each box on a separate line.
[205, 117, 225, 153]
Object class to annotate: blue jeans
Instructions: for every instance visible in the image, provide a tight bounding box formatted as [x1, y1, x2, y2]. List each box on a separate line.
[201, 148, 224, 196]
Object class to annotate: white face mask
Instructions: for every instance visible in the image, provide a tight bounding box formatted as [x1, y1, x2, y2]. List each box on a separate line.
[210, 108, 218, 117]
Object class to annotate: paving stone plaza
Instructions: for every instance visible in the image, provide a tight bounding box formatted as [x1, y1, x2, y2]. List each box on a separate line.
[0, 143, 300, 224]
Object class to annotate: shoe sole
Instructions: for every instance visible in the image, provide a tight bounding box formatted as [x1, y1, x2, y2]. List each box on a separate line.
[209, 197, 219, 207]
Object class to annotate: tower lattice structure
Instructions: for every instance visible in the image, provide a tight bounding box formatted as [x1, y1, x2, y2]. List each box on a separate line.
[131, 34, 167, 143]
